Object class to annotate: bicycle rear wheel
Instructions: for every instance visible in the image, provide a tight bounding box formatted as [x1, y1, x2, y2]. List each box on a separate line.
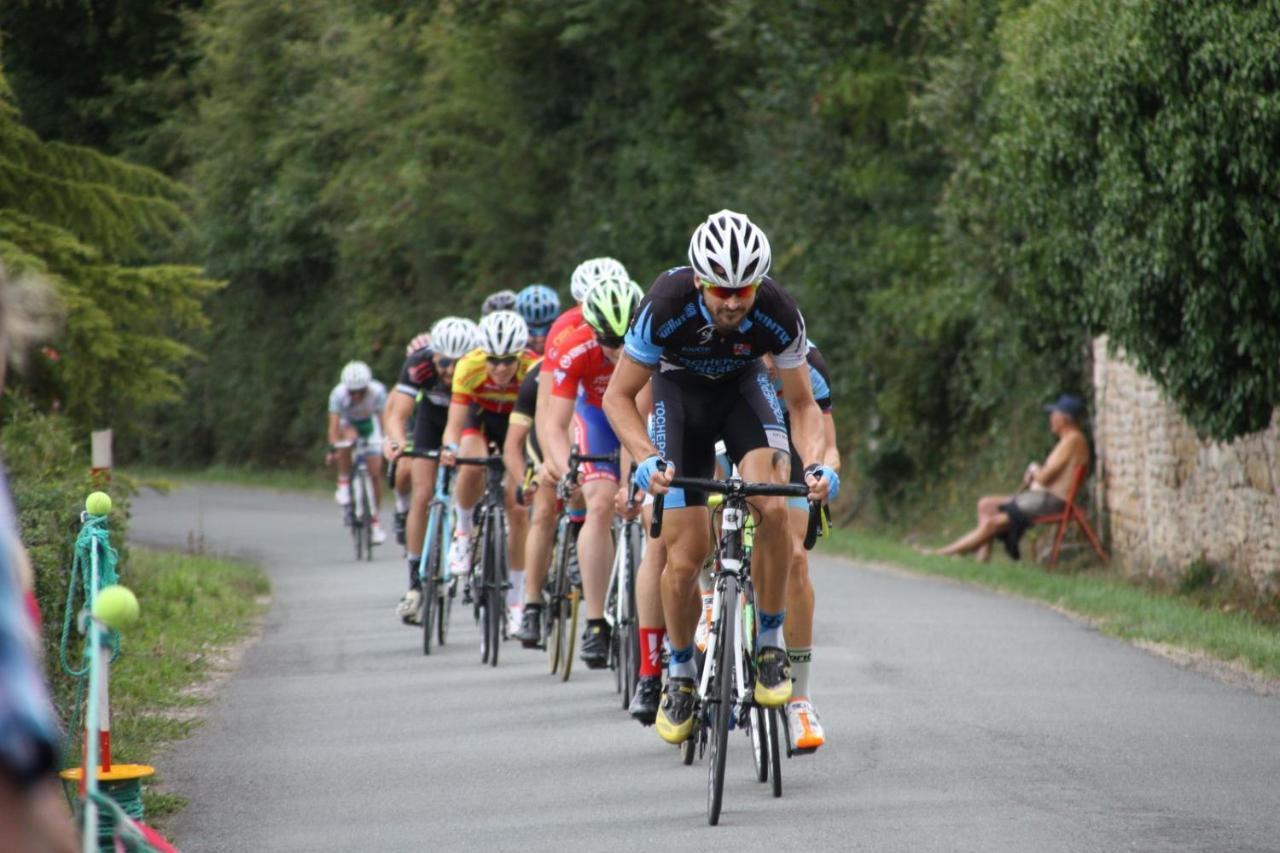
[707, 573, 737, 826]
[361, 472, 375, 562]
[622, 526, 641, 708]
[561, 583, 580, 683]
[438, 575, 453, 646]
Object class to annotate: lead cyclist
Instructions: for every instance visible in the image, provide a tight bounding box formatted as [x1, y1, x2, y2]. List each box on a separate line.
[603, 210, 839, 745]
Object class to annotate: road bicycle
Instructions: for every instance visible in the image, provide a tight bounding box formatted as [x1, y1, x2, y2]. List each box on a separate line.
[651, 471, 819, 826]
[334, 437, 378, 562]
[454, 447, 509, 667]
[605, 469, 644, 708]
[544, 446, 618, 682]
[415, 449, 456, 656]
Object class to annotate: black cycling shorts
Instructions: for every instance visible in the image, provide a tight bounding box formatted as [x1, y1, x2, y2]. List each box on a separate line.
[410, 401, 449, 456]
[461, 404, 510, 450]
[649, 362, 790, 509]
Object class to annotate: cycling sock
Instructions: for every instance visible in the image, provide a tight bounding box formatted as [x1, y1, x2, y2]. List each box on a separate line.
[639, 627, 666, 677]
[523, 600, 544, 611]
[587, 617, 608, 633]
[669, 643, 696, 681]
[406, 556, 421, 590]
[757, 609, 786, 649]
[507, 569, 524, 607]
[394, 492, 410, 514]
[788, 647, 812, 698]
[456, 509, 475, 537]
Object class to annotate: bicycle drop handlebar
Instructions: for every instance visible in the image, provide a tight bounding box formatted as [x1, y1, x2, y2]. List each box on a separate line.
[648, 470, 823, 550]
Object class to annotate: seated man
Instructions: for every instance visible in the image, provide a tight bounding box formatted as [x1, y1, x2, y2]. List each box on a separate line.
[923, 394, 1089, 560]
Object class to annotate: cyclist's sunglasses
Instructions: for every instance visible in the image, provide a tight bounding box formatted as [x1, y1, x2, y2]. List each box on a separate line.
[595, 334, 625, 349]
[486, 355, 519, 366]
[434, 356, 457, 369]
[697, 276, 759, 301]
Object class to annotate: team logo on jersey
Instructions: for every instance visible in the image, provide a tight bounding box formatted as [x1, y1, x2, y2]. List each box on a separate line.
[554, 369, 567, 386]
[733, 343, 752, 356]
[696, 324, 716, 344]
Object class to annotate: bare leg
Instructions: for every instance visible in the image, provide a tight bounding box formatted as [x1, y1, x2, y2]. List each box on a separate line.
[522, 479, 558, 604]
[783, 506, 814, 649]
[579, 479, 616, 620]
[934, 513, 1011, 557]
[660, 507, 712, 650]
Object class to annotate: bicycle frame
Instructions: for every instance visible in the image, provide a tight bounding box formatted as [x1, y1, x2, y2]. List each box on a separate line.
[417, 460, 455, 586]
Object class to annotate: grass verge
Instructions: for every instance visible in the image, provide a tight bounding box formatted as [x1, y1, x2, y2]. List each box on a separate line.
[62, 546, 269, 822]
[821, 529, 1280, 682]
[122, 464, 330, 495]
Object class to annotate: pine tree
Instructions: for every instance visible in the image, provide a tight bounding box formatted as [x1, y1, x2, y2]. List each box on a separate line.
[0, 67, 219, 427]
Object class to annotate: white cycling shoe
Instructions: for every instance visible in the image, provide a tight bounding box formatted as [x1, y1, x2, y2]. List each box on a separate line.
[370, 520, 387, 545]
[397, 589, 422, 625]
[448, 533, 472, 579]
[334, 484, 350, 506]
[785, 697, 825, 753]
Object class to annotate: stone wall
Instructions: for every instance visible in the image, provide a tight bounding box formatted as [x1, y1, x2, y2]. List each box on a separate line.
[1092, 337, 1280, 600]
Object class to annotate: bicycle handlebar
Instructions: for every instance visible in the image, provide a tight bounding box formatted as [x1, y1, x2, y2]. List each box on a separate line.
[452, 455, 506, 468]
[649, 470, 823, 550]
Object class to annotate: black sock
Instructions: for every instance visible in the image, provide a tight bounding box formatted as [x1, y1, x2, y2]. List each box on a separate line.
[587, 617, 608, 633]
[407, 558, 420, 588]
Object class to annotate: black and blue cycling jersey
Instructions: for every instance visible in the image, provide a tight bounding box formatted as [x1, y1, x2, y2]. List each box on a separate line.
[624, 266, 808, 383]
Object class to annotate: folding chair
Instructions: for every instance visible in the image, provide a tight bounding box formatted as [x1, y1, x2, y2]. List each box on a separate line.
[1032, 464, 1108, 566]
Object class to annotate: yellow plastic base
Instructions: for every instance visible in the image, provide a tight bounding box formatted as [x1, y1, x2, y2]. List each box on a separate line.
[60, 763, 155, 783]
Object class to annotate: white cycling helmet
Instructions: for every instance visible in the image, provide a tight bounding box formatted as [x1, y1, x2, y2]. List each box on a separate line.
[688, 209, 771, 288]
[570, 257, 629, 303]
[429, 316, 480, 359]
[481, 289, 518, 315]
[477, 310, 528, 357]
[340, 360, 372, 391]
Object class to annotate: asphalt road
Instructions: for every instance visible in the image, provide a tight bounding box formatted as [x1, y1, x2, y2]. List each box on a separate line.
[129, 485, 1280, 853]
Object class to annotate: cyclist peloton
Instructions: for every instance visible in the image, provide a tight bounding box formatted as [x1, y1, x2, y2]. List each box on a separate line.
[441, 310, 540, 632]
[516, 284, 561, 354]
[327, 360, 390, 545]
[602, 210, 839, 744]
[540, 276, 640, 668]
[385, 317, 480, 624]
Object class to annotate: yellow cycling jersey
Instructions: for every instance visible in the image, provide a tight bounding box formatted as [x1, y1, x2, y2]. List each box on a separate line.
[450, 348, 540, 414]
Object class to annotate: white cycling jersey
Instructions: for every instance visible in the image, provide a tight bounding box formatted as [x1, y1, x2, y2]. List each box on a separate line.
[328, 380, 388, 424]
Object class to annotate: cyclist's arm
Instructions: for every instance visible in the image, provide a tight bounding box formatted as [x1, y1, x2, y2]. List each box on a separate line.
[441, 401, 469, 451]
[542, 394, 575, 482]
[503, 417, 529, 487]
[823, 412, 841, 472]
[602, 354, 659, 465]
[326, 412, 343, 446]
[777, 362, 825, 471]
[532, 363, 556, 463]
[383, 392, 411, 446]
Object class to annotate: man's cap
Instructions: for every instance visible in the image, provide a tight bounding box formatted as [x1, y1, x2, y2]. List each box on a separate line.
[1044, 394, 1085, 420]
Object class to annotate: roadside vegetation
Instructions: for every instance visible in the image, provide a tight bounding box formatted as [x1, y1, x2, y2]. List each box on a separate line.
[63, 547, 269, 821]
[822, 530, 1280, 683]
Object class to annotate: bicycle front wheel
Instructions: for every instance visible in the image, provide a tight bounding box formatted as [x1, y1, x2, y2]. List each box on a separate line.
[767, 706, 783, 798]
[547, 524, 568, 674]
[707, 573, 738, 826]
[486, 508, 506, 668]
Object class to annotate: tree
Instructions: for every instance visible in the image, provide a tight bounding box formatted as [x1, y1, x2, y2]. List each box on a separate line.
[995, 0, 1280, 440]
[0, 66, 218, 428]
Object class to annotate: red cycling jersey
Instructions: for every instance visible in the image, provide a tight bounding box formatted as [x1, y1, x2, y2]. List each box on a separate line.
[544, 305, 585, 363]
[550, 323, 614, 407]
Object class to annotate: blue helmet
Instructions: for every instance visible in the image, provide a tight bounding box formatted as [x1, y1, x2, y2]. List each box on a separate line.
[516, 283, 561, 334]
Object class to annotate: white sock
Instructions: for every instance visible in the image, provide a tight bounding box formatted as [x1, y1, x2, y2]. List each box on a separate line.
[788, 647, 813, 699]
[456, 508, 475, 536]
[507, 569, 524, 608]
[395, 492, 410, 513]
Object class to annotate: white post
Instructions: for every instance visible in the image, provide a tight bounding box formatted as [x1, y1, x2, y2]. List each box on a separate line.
[82, 540, 101, 853]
